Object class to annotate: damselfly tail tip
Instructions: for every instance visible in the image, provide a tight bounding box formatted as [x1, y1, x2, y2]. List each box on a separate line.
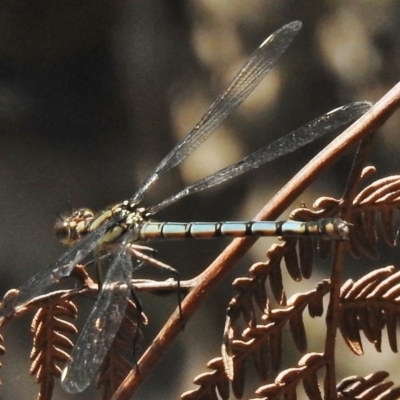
[331, 219, 351, 241]
[308, 218, 351, 241]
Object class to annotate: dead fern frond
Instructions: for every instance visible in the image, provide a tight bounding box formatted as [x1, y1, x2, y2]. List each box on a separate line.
[207, 280, 330, 399]
[30, 299, 77, 400]
[251, 352, 325, 400]
[339, 266, 400, 355]
[244, 281, 330, 372]
[337, 371, 400, 399]
[252, 360, 400, 400]
[225, 237, 318, 333]
[351, 175, 400, 255]
[181, 358, 230, 400]
[219, 235, 326, 380]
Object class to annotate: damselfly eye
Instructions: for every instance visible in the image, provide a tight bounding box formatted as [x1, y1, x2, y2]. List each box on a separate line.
[54, 208, 95, 246]
[54, 220, 73, 245]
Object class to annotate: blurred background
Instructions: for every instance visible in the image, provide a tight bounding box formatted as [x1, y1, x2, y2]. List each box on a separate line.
[1, 1, 400, 398]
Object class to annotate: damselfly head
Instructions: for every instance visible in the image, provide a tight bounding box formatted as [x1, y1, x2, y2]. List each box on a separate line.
[54, 208, 95, 246]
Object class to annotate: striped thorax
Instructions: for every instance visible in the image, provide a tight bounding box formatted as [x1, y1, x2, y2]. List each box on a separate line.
[54, 201, 147, 246]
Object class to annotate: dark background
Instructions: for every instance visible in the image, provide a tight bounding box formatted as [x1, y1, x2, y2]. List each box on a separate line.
[1, 1, 400, 399]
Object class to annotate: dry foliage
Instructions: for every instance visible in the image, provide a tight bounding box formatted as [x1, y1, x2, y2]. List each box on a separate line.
[2, 68, 400, 400]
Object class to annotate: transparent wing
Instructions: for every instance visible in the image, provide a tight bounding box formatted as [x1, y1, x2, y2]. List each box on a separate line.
[148, 101, 371, 214]
[130, 21, 302, 205]
[61, 250, 133, 394]
[0, 214, 123, 317]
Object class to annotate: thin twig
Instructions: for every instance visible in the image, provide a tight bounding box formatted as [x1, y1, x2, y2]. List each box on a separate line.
[0, 276, 190, 331]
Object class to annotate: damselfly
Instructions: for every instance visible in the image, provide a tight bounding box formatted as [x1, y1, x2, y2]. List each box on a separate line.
[0, 21, 370, 393]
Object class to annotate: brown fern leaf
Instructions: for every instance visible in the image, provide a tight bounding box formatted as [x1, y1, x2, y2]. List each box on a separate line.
[226, 238, 318, 331]
[181, 358, 230, 400]
[0, 288, 27, 318]
[252, 361, 400, 399]
[337, 371, 400, 399]
[251, 352, 325, 400]
[240, 281, 331, 374]
[30, 299, 77, 399]
[95, 299, 148, 399]
[219, 237, 321, 379]
[349, 175, 400, 257]
[352, 210, 380, 259]
[218, 280, 332, 398]
[339, 266, 400, 355]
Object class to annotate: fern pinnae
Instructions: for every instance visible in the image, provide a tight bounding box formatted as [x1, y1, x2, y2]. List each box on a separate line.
[283, 241, 303, 282]
[298, 237, 314, 279]
[30, 299, 77, 399]
[381, 208, 399, 246]
[96, 299, 147, 399]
